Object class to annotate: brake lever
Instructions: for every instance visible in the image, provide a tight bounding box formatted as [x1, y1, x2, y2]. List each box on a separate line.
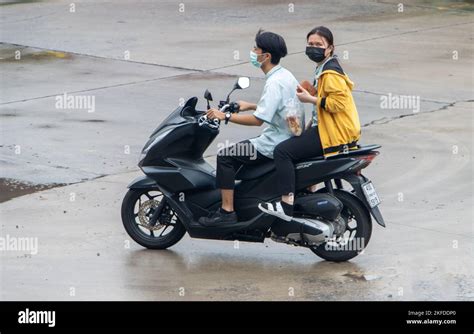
[229, 101, 240, 113]
[219, 104, 230, 113]
[218, 102, 240, 114]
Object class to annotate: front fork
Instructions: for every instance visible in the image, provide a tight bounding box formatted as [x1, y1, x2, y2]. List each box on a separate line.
[149, 197, 166, 227]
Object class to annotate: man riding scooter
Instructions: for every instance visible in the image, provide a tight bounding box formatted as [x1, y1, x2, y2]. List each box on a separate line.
[121, 46, 384, 261]
[199, 29, 304, 226]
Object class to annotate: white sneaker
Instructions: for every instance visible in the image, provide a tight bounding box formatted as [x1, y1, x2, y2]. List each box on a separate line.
[258, 201, 293, 222]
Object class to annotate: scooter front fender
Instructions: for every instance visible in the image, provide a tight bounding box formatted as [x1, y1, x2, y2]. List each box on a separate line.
[127, 175, 159, 189]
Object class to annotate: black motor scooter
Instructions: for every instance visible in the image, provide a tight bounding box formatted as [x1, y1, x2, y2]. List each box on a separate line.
[121, 77, 385, 261]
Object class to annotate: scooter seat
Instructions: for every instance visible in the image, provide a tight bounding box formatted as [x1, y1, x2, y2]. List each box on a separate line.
[234, 144, 381, 181]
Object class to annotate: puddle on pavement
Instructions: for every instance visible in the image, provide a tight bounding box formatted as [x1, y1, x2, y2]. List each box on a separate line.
[0, 178, 66, 203]
[343, 270, 380, 281]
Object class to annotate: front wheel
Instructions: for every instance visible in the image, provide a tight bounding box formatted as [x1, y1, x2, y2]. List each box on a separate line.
[121, 188, 186, 249]
[310, 189, 372, 262]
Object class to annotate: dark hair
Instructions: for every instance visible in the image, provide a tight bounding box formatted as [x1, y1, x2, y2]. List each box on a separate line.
[255, 29, 288, 65]
[306, 26, 334, 55]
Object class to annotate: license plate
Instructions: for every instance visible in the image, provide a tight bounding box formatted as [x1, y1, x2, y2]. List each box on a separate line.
[362, 181, 381, 208]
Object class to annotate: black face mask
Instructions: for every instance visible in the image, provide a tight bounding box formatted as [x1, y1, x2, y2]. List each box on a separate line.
[305, 46, 326, 63]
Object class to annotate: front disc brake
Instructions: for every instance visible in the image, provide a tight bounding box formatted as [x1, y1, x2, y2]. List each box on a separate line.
[137, 199, 164, 231]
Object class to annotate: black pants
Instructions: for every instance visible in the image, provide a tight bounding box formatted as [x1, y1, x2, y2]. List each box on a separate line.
[273, 126, 324, 196]
[216, 140, 272, 189]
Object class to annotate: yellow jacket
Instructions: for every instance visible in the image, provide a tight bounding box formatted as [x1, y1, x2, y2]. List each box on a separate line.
[315, 59, 361, 157]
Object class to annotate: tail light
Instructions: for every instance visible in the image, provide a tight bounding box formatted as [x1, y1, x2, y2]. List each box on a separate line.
[349, 152, 379, 175]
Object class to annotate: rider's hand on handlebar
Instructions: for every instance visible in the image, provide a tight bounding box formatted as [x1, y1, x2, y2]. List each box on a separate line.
[206, 108, 225, 121]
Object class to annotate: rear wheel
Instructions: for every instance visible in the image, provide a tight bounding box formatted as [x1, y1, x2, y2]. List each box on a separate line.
[121, 188, 186, 249]
[310, 189, 372, 262]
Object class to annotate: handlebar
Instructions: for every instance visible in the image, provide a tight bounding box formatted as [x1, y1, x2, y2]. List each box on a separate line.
[198, 114, 220, 129]
[219, 104, 230, 113]
[218, 101, 240, 113]
[197, 100, 240, 130]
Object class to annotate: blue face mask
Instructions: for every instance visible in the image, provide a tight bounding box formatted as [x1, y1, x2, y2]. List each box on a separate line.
[250, 50, 265, 68]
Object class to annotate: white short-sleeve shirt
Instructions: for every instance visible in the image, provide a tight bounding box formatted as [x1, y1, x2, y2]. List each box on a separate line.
[249, 65, 305, 158]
